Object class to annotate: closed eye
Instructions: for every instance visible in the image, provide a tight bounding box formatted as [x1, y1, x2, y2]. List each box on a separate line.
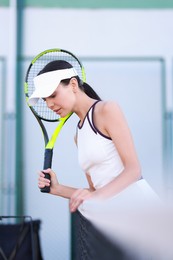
[50, 94, 56, 98]
[42, 92, 56, 102]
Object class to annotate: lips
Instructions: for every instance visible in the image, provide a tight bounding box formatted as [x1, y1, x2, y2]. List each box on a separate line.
[53, 108, 61, 114]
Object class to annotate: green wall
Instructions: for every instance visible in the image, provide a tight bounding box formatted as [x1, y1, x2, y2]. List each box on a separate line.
[1, 0, 173, 8]
[0, 0, 9, 6]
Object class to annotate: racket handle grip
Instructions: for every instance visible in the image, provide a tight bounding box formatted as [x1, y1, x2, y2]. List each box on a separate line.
[41, 149, 53, 193]
[40, 172, 51, 193]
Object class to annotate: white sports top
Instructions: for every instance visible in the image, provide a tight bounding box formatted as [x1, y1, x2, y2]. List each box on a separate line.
[77, 101, 124, 189]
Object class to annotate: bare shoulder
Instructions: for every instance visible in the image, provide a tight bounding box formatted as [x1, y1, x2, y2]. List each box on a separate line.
[94, 100, 126, 136]
[97, 100, 123, 119]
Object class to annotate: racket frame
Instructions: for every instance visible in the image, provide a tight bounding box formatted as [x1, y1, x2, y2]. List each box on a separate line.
[24, 48, 86, 192]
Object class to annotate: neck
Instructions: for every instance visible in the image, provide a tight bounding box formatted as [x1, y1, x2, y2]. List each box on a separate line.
[73, 94, 97, 122]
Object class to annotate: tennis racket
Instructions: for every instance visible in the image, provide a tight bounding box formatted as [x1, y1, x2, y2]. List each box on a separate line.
[24, 48, 86, 193]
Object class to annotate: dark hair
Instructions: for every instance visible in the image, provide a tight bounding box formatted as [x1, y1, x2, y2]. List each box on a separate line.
[38, 60, 102, 101]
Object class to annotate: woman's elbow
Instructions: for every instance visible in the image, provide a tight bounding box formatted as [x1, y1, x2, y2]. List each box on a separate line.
[125, 163, 141, 181]
[133, 164, 142, 180]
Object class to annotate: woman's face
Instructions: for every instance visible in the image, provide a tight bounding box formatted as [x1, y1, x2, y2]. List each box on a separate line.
[44, 78, 77, 117]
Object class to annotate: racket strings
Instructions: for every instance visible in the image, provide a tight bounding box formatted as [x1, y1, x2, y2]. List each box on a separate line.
[26, 50, 83, 121]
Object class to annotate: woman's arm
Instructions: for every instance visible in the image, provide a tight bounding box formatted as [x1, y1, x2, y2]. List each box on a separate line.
[38, 169, 77, 198]
[38, 169, 94, 210]
[92, 101, 141, 199]
[38, 135, 95, 210]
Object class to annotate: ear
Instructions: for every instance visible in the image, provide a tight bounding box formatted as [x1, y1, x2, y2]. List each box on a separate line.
[70, 78, 78, 93]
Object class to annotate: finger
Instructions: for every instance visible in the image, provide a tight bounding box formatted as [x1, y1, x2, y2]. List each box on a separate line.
[38, 174, 51, 183]
[38, 177, 50, 185]
[38, 171, 45, 178]
[70, 199, 83, 212]
[70, 190, 88, 212]
[69, 189, 83, 208]
[70, 189, 93, 212]
[70, 189, 83, 200]
[38, 181, 50, 188]
[70, 189, 90, 203]
[42, 168, 53, 174]
[38, 172, 51, 189]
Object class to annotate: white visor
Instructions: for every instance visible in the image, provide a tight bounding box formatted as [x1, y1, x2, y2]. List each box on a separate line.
[28, 67, 78, 106]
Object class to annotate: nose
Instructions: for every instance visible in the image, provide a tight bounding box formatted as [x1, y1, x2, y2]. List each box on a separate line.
[46, 99, 54, 110]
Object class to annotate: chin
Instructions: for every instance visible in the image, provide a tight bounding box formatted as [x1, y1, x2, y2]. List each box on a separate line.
[59, 112, 66, 118]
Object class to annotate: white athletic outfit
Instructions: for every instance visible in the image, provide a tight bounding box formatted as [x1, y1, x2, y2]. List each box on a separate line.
[77, 101, 159, 218]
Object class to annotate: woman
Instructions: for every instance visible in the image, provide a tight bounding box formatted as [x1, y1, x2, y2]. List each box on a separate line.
[29, 60, 158, 214]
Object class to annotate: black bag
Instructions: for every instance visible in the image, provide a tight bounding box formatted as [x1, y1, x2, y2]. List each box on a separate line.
[0, 216, 43, 260]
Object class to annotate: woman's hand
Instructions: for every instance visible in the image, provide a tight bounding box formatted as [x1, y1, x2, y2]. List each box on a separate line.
[69, 188, 94, 212]
[38, 168, 59, 195]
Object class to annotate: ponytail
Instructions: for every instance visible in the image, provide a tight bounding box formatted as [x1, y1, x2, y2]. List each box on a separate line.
[61, 76, 102, 101]
[82, 82, 102, 101]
